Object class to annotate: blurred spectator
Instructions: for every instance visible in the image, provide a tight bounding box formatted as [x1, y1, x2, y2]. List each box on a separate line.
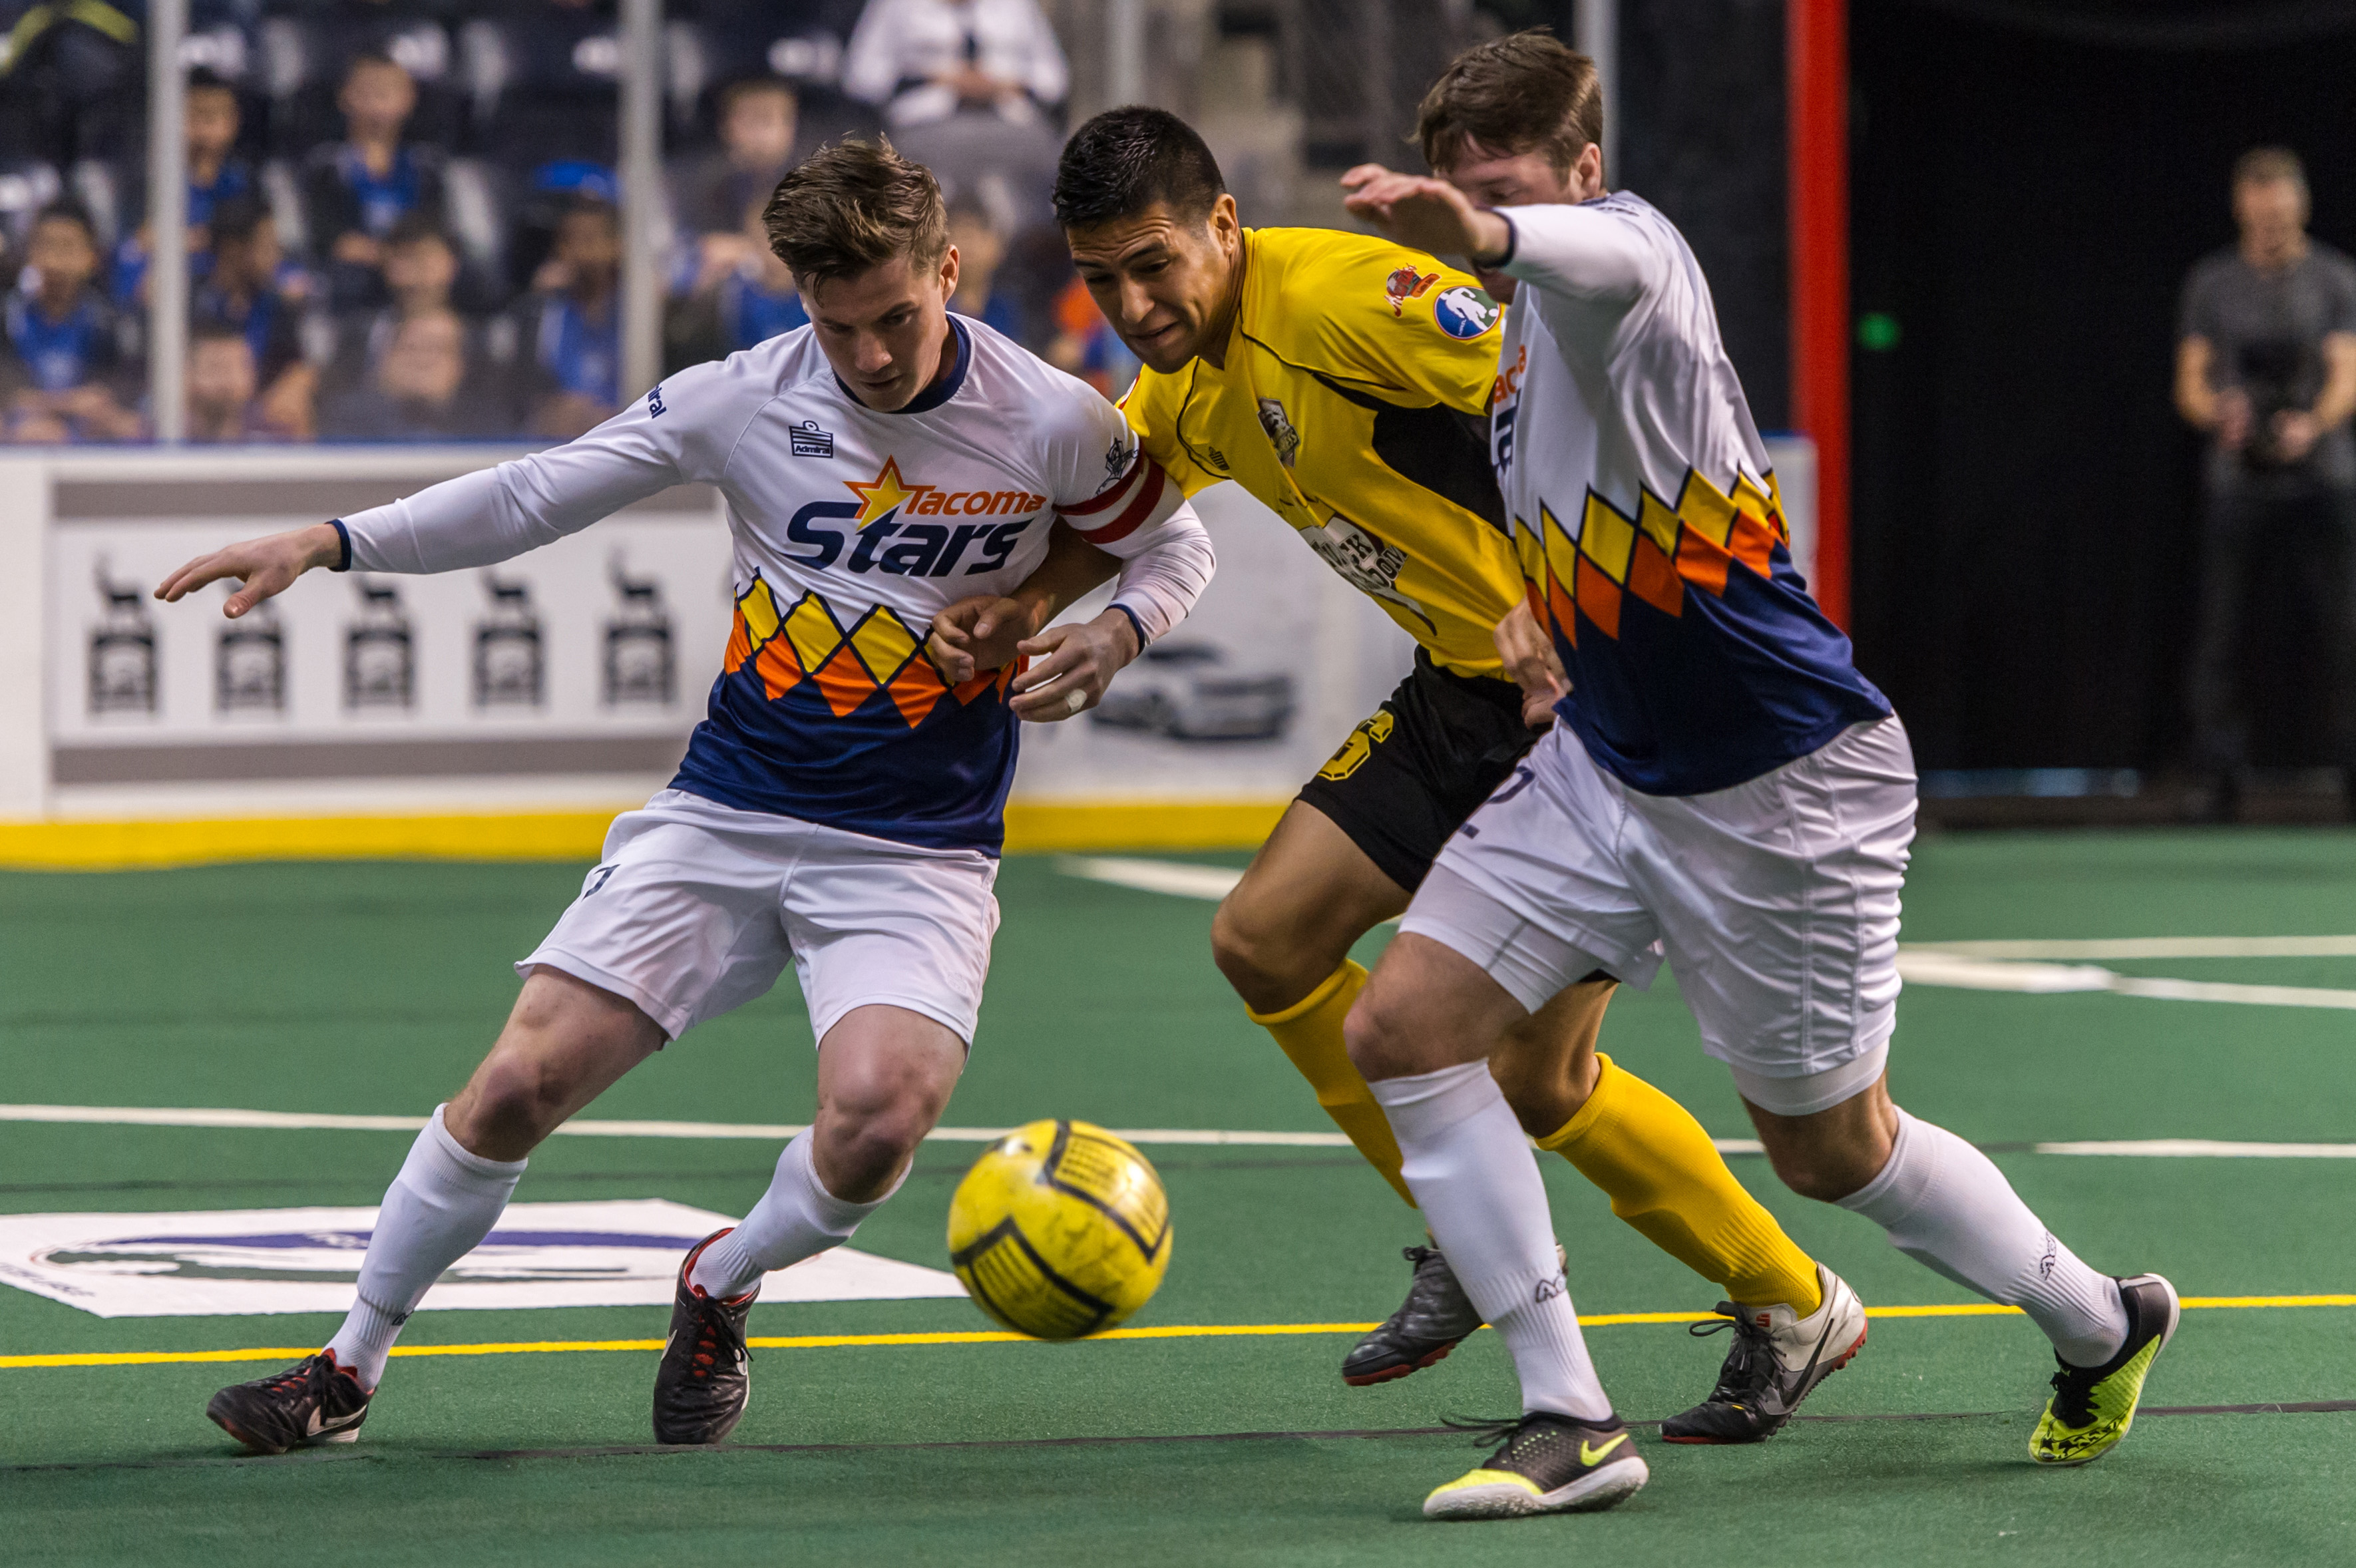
[841, 0, 1068, 130]
[1, 203, 142, 443]
[194, 197, 319, 440]
[322, 307, 507, 439]
[0, 0, 140, 166]
[1044, 276, 1137, 399]
[946, 198, 1021, 341]
[673, 77, 801, 242]
[514, 194, 622, 437]
[2176, 147, 2356, 811]
[186, 319, 274, 443]
[326, 216, 504, 396]
[666, 196, 805, 369]
[301, 52, 449, 309]
[111, 69, 256, 309]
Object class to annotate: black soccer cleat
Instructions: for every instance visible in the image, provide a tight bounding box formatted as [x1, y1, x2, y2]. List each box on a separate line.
[1342, 1243, 1485, 1386]
[652, 1227, 759, 1445]
[1423, 1411, 1650, 1519]
[1660, 1265, 1868, 1444]
[206, 1350, 373, 1454]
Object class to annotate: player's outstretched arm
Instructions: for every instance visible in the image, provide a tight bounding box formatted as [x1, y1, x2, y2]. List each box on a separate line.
[1340, 166, 1511, 270]
[154, 522, 345, 619]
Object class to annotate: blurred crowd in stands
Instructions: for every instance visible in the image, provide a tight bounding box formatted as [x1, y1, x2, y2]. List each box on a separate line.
[0, 0, 1136, 443]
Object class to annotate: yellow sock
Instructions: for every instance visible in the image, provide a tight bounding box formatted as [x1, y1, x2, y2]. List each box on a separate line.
[1249, 961, 1414, 1207]
[1539, 1054, 1821, 1313]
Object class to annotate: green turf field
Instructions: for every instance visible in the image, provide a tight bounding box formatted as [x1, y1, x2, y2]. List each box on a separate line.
[5, 829, 2355, 1565]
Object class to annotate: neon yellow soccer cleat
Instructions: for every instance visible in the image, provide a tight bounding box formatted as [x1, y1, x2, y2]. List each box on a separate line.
[1424, 1412, 1649, 1520]
[2030, 1274, 2179, 1466]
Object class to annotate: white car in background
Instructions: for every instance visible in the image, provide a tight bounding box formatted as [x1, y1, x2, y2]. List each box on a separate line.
[1091, 642, 1296, 741]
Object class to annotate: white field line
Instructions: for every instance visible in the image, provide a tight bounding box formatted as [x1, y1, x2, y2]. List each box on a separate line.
[1913, 935, 2356, 960]
[8, 1103, 2356, 1157]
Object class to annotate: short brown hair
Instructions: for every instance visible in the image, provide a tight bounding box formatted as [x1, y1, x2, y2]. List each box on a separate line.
[1415, 29, 1602, 176]
[763, 138, 947, 292]
[2233, 146, 2307, 197]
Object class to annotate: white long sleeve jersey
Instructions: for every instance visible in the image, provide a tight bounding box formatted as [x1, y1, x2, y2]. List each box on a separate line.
[336, 317, 1213, 851]
[1488, 194, 1887, 796]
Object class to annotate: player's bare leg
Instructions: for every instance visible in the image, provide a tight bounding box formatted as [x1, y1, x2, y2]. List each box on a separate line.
[654, 1004, 965, 1444]
[1215, 803, 1831, 1404]
[206, 968, 664, 1453]
[1346, 934, 1645, 1517]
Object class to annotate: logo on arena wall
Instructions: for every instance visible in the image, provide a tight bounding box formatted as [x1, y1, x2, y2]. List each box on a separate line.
[0, 1201, 968, 1318]
[216, 594, 286, 714]
[1384, 266, 1440, 316]
[87, 558, 158, 716]
[343, 577, 415, 709]
[603, 553, 675, 706]
[1433, 285, 1501, 340]
[473, 572, 544, 707]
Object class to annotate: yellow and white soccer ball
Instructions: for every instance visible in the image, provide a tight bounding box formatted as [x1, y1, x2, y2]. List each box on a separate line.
[946, 1119, 1173, 1340]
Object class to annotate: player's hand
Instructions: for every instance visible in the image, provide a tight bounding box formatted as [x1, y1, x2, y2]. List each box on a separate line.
[1007, 611, 1140, 722]
[927, 593, 1040, 684]
[1494, 598, 1569, 729]
[154, 522, 343, 618]
[2273, 407, 2323, 462]
[1340, 165, 1512, 266]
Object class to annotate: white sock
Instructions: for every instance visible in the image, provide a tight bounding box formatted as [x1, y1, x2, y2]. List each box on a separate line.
[689, 1130, 894, 1299]
[1368, 1062, 1613, 1422]
[1840, 1109, 2127, 1366]
[327, 1105, 526, 1388]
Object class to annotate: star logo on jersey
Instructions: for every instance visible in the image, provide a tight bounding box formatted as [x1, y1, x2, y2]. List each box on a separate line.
[845, 455, 920, 528]
[1385, 265, 1440, 316]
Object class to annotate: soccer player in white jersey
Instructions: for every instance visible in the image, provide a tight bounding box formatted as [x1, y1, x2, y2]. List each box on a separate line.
[154, 140, 1215, 1454]
[1335, 34, 2176, 1517]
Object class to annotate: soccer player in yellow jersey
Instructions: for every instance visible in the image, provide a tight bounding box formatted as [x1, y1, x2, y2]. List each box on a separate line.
[1020, 107, 1866, 1440]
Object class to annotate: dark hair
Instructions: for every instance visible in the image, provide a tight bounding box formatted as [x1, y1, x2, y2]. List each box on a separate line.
[190, 317, 250, 347]
[763, 138, 947, 290]
[31, 200, 96, 241]
[1415, 29, 1602, 176]
[717, 76, 796, 116]
[1052, 107, 1226, 230]
[558, 193, 619, 232]
[208, 195, 272, 246]
[385, 211, 453, 250]
[186, 66, 237, 98]
[2234, 146, 2307, 197]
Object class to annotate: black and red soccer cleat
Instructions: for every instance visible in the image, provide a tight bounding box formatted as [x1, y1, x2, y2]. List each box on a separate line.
[652, 1227, 760, 1444]
[206, 1350, 373, 1454]
[1341, 1244, 1485, 1386]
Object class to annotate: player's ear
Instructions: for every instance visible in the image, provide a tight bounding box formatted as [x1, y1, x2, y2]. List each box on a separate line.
[1209, 193, 1241, 251]
[939, 243, 960, 299]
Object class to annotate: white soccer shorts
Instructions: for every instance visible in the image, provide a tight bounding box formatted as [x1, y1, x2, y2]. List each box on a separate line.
[1400, 717, 1917, 1116]
[520, 789, 1002, 1045]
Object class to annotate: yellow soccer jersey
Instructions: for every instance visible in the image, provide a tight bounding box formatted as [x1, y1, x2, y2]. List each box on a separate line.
[1119, 226, 1521, 678]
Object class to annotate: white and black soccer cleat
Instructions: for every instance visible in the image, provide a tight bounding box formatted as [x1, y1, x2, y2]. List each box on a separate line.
[652, 1228, 759, 1444]
[1659, 1264, 1868, 1443]
[206, 1350, 373, 1454]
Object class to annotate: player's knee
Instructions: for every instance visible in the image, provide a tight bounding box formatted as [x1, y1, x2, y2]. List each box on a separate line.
[1342, 987, 1418, 1082]
[1209, 896, 1314, 1014]
[452, 1058, 572, 1155]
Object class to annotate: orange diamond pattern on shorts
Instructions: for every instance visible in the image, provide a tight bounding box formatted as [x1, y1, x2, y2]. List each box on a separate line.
[720, 577, 1011, 726]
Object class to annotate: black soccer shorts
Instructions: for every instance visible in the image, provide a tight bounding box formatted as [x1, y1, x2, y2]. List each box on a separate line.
[1294, 648, 1539, 894]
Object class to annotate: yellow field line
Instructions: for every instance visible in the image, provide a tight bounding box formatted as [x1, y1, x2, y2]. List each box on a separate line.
[4, 1294, 2348, 1372]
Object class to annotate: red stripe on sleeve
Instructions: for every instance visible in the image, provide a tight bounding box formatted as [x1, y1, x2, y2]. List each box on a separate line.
[1059, 455, 1144, 518]
[1082, 461, 1169, 544]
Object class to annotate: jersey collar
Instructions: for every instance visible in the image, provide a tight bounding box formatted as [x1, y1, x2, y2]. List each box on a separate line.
[839, 314, 971, 415]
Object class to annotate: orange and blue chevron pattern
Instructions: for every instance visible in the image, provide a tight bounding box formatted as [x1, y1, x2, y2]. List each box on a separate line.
[1513, 467, 1787, 644]
[720, 577, 1014, 726]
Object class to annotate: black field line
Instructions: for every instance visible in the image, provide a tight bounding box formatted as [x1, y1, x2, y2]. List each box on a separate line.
[8, 1402, 2351, 1475]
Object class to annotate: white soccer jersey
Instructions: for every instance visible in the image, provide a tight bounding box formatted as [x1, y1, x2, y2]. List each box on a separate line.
[335, 317, 1212, 851]
[1487, 194, 1887, 796]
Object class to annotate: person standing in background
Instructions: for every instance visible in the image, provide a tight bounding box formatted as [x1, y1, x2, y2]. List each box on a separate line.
[2177, 147, 2356, 818]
